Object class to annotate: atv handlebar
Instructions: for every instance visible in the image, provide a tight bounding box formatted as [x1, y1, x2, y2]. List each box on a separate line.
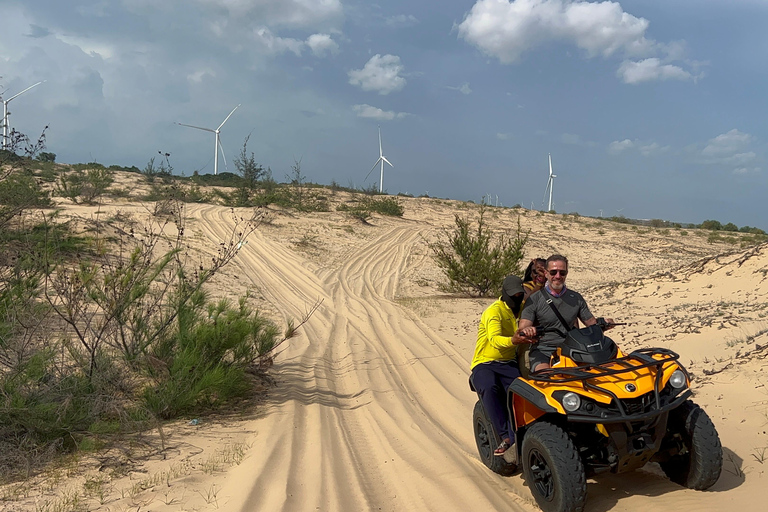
[529, 318, 625, 338]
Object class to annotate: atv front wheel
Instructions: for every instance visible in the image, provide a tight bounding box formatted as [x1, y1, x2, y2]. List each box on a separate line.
[660, 400, 722, 490]
[473, 400, 516, 476]
[521, 421, 586, 512]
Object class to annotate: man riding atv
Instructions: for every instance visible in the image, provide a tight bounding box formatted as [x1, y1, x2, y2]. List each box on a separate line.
[471, 257, 723, 512]
[518, 254, 615, 373]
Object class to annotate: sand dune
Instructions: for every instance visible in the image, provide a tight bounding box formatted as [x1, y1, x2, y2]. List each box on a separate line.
[4, 189, 766, 512]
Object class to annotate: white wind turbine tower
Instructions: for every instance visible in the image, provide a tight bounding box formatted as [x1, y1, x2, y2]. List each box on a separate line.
[365, 125, 393, 193]
[2, 80, 45, 150]
[176, 104, 240, 175]
[542, 153, 557, 212]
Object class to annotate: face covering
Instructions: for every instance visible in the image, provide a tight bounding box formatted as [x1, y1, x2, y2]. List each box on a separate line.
[503, 293, 524, 315]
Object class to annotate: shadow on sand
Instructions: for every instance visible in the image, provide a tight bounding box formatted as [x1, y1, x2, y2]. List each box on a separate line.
[577, 448, 744, 512]
[261, 358, 370, 411]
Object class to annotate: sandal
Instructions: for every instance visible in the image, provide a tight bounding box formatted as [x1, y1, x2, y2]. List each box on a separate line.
[494, 439, 512, 456]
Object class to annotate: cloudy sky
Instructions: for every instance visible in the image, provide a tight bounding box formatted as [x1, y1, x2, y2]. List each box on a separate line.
[2, 0, 767, 228]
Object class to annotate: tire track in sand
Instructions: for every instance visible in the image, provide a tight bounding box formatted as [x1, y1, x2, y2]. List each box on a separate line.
[186, 205, 535, 511]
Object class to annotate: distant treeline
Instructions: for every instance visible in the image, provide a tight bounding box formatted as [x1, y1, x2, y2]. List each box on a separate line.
[601, 215, 766, 235]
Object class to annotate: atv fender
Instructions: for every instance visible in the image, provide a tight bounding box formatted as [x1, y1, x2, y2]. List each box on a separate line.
[508, 379, 557, 430]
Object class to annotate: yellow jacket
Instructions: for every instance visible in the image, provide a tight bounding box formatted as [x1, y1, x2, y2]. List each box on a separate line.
[471, 298, 519, 369]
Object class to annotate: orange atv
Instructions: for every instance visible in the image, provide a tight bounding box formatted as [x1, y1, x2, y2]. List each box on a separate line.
[472, 319, 722, 512]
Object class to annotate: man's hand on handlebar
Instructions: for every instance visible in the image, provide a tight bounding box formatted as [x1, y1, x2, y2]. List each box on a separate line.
[513, 326, 539, 344]
[596, 317, 627, 330]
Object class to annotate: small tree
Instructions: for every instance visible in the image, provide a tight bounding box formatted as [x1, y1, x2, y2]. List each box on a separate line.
[234, 134, 265, 190]
[36, 152, 56, 162]
[700, 219, 722, 231]
[429, 205, 529, 297]
[287, 158, 307, 209]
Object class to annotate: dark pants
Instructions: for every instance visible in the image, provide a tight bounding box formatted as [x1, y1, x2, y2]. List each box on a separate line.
[471, 361, 521, 443]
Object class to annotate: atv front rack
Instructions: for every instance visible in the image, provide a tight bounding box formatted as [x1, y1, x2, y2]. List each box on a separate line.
[528, 348, 681, 385]
[524, 348, 690, 422]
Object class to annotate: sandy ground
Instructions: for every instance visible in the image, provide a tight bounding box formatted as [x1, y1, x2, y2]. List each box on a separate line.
[3, 178, 767, 512]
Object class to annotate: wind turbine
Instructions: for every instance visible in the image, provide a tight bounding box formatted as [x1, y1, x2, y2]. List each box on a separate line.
[2, 80, 45, 150]
[365, 125, 393, 193]
[542, 153, 557, 212]
[176, 104, 240, 175]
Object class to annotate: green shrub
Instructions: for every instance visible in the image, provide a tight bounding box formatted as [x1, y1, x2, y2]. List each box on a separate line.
[36, 152, 56, 163]
[0, 171, 52, 225]
[364, 196, 404, 217]
[429, 206, 529, 297]
[57, 168, 114, 204]
[337, 203, 372, 223]
[700, 219, 722, 231]
[142, 294, 280, 419]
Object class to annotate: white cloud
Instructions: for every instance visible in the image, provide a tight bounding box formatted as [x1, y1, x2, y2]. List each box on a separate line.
[497, 132, 513, 140]
[187, 69, 215, 82]
[306, 33, 339, 57]
[697, 129, 758, 173]
[252, 27, 304, 56]
[58, 34, 115, 59]
[193, 0, 343, 29]
[608, 139, 634, 154]
[723, 151, 757, 165]
[732, 167, 761, 175]
[702, 129, 752, 157]
[608, 138, 668, 155]
[386, 14, 419, 28]
[638, 142, 669, 156]
[352, 104, 410, 121]
[447, 83, 472, 95]
[348, 54, 406, 95]
[458, 1, 698, 84]
[617, 58, 691, 84]
[457, 0, 654, 64]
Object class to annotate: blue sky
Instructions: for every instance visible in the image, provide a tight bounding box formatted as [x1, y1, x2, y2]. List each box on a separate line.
[2, 0, 767, 228]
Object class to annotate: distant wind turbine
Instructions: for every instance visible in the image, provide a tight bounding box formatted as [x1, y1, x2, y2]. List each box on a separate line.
[365, 125, 393, 193]
[1, 80, 45, 150]
[176, 104, 240, 175]
[542, 153, 557, 212]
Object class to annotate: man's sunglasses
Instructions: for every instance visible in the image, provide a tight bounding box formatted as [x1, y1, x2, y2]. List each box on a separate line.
[548, 269, 568, 277]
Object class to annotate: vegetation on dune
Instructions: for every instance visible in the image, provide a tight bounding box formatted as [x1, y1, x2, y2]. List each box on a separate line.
[0, 132, 320, 482]
[337, 194, 405, 221]
[429, 204, 529, 297]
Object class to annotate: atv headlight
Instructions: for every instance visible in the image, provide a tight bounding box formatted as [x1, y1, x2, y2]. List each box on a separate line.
[669, 369, 687, 389]
[561, 392, 581, 412]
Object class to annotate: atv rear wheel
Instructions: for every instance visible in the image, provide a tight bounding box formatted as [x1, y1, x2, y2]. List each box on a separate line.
[660, 400, 722, 490]
[473, 400, 516, 476]
[522, 421, 586, 512]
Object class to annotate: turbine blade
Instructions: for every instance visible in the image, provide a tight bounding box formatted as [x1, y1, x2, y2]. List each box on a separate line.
[218, 104, 240, 130]
[6, 81, 45, 103]
[365, 158, 383, 180]
[218, 137, 228, 171]
[382, 156, 394, 168]
[542, 179, 551, 204]
[378, 126, 383, 157]
[176, 122, 215, 133]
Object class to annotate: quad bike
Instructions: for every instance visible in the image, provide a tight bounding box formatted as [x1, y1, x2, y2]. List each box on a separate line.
[472, 319, 722, 512]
